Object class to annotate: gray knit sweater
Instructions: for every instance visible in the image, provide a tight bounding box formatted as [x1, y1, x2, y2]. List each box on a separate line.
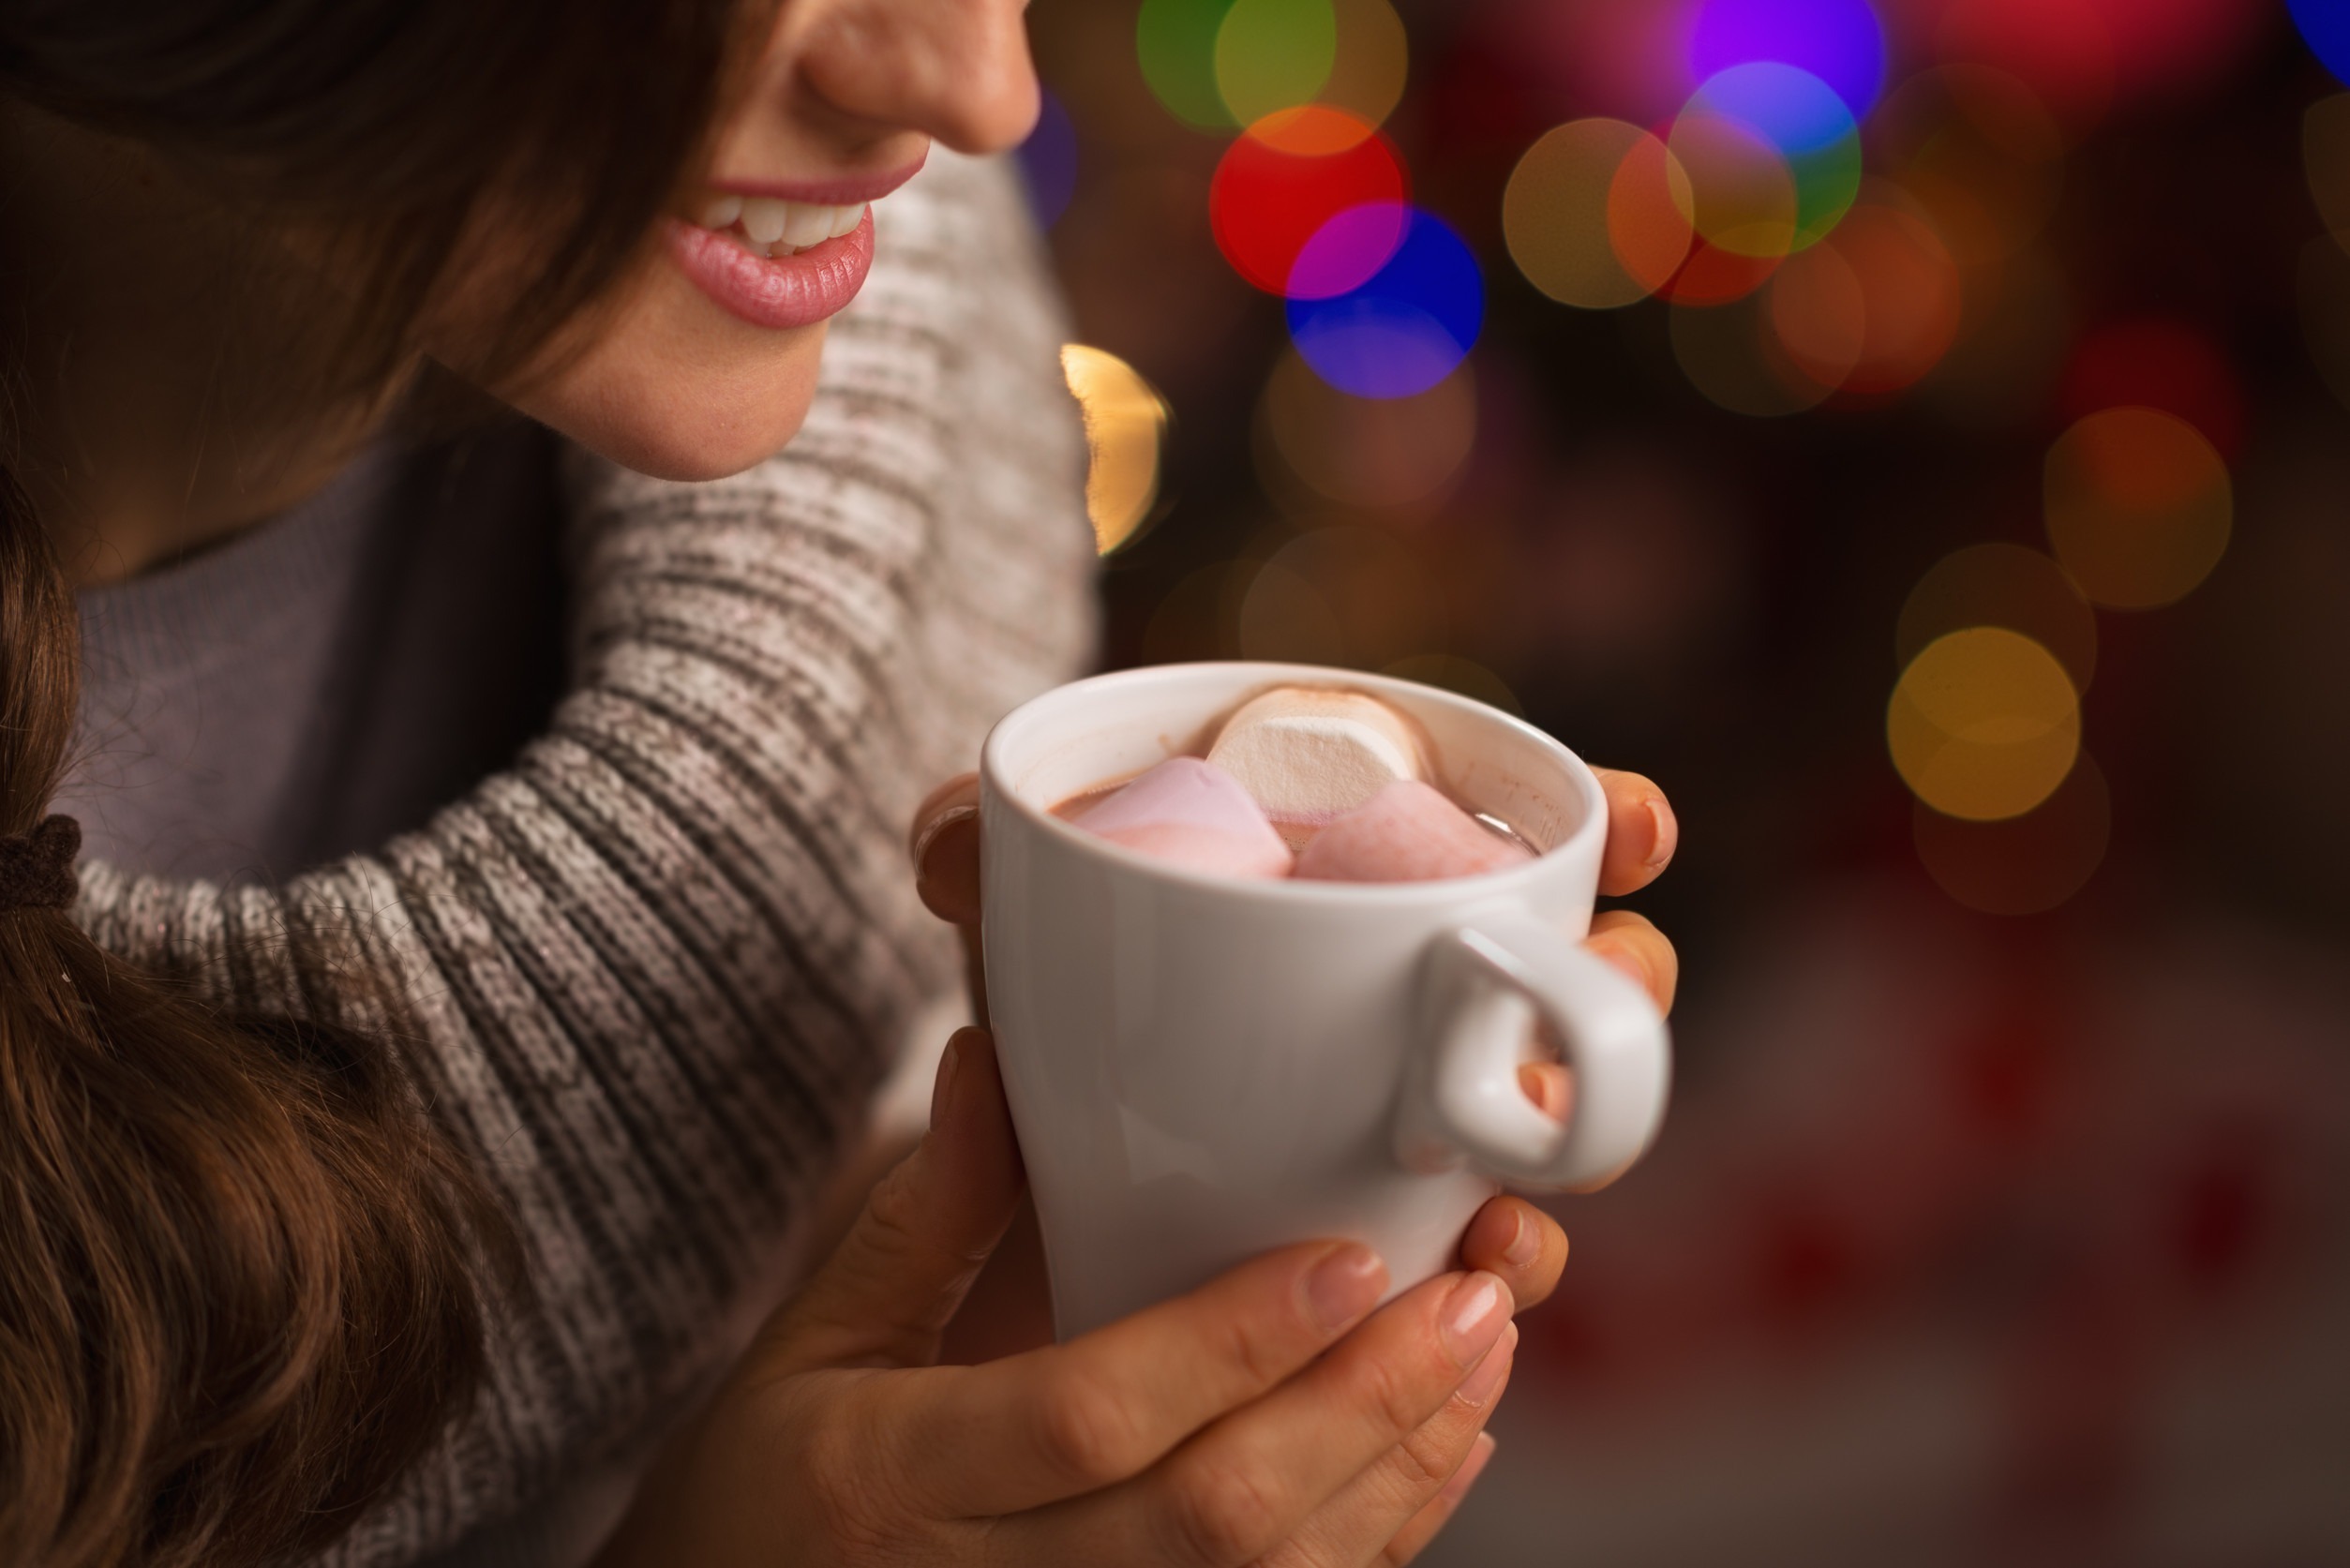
[68, 151, 1098, 1565]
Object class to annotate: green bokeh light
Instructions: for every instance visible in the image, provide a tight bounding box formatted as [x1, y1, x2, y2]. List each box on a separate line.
[1139, 0, 1238, 128]
[1216, 0, 1338, 128]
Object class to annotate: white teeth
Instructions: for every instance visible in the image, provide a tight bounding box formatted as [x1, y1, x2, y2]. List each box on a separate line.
[740, 197, 789, 245]
[702, 192, 871, 256]
[780, 202, 831, 248]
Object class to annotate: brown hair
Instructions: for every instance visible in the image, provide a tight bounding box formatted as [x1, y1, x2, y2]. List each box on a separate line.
[0, 1, 759, 1561]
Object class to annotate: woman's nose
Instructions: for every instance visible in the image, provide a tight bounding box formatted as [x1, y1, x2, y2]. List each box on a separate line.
[797, 0, 1040, 156]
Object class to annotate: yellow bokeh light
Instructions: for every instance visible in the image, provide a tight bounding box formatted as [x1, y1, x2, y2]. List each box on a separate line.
[2043, 406, 2231, 608]
[1257, 350, 1476, 509]
[1889, 627, 2080, 821]
[1215, 0, 1337, 128]
[1504, 119, 1691, 309]
[1060, 344, 1170, 556]
[1320, 0, 1409, 131]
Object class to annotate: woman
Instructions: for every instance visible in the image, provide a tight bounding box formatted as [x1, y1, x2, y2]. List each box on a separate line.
[0, 1, 1683, 1564]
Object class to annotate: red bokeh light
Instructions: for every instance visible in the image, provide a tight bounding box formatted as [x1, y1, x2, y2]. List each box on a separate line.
[2058, 318, 2246, 459]
[1657, 238, 1785, 306]
[1209, 108, 1409, 296]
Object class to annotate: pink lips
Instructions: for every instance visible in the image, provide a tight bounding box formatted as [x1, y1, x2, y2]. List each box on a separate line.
[665, 206, 877, 330]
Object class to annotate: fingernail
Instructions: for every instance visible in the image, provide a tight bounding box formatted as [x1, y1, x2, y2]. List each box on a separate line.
[928, 1033, 965, 1129]
[1304, 1244, 1387, 1333]
[909, 801, 979, 871]
[1593, 940, 1650, 993]
[1437, 1432, 1499, 1507]
[1642, 797, 1677, 872]
[1440, 1273, 1508, 1366]
[1501, 1208, 1542, 1270]
[1454, 1322, 1518, 1408]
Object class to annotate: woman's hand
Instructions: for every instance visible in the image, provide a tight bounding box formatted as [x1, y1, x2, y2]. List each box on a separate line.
[594, 1030, 1558, 1567]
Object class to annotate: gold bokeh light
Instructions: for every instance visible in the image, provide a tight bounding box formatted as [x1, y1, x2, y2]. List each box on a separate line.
[1504, 119, 1692, 309]
[1889, 627, 2081, 821]
[1061, 343, 1171, 556]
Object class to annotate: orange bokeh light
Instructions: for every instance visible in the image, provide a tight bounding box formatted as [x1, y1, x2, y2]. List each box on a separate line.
[2043, 406, 2232, 608]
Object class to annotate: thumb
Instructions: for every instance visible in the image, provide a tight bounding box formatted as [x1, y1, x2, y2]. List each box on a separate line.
[757, 1028, 1025, 1373]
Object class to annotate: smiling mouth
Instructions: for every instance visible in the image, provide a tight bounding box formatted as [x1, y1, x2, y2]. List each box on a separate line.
[692, 193, 870, 259]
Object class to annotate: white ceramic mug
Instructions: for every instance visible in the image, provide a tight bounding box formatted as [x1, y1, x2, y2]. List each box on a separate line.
[980, 663, 1671, 1338]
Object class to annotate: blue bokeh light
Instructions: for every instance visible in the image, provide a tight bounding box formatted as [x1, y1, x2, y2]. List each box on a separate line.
[2289, 0, 2350, 90]
[1689, 0, 1887, 118]
[1692, 61, 1858, 157]
[1684, 62, 1863, 248]
[1286, 204, 1482, 399]
[1017, 89, 1078, 229]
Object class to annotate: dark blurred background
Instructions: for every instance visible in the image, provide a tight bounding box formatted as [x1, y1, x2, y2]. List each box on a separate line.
[1019, 1, 2349, 1562]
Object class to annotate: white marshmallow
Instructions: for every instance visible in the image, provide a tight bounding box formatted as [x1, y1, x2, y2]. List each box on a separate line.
[1206, 687, 1427, 844]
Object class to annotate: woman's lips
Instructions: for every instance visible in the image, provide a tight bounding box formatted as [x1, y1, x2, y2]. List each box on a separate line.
[664, 206, 876, 331]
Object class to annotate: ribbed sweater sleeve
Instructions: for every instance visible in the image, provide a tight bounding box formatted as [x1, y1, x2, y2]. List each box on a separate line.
[68, 151, 1099, 1565]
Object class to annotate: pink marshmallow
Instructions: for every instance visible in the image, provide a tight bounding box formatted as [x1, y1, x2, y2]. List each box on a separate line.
[1294, 779, 1535, 883]
[1067, 757, 1295, 879]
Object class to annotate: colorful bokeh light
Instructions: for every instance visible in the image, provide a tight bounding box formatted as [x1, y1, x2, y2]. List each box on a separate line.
[1016, 89, 1078, 230]
[1669, 100, 1801, 260]
[2043, 407, 2232, 609]
[1286, 204, 1484, 398]
[1061, 345, 1171, 556]
[1210, 108, 1406, 295]
[1215, 0, 1337, 128]
[1683, 64, 1863, 252]
[1890, 627, 2082, 822]
[1503, 119, 1693, 309]
[1808, 201, 1963, 396]
[2290, 0, 2350, 90]
[1138, 0, 1237, 128]
[1689, 0, 1889, 118]
[1321, 0, 1411, 130]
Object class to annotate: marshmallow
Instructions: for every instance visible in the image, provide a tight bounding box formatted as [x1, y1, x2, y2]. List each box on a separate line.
[1294, 779, 1535, 883]
[1205, 687, 1427, 845]
[1067, 757, 1295, 879]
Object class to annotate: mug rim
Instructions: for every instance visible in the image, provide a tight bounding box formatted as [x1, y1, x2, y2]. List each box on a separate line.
[980, 661, 1610, 905]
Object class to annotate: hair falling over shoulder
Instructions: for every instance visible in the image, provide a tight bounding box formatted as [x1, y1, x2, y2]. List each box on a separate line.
[0, 0, 763, 1560]
[0, 476, 519, 1566]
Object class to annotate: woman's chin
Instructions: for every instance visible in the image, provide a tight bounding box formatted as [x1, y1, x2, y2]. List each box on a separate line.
[522, 363, 822, 483]
[591, 407, 816, 483]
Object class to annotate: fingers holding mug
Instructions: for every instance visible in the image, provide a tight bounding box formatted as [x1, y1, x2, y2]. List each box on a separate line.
[911, 772, 983, 927]
[1590, 768, 1677, 897]
[1583, 908, 1679, 1016]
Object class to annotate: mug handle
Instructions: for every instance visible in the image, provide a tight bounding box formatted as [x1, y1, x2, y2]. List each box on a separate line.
[1394, 906, 1671, 1191]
